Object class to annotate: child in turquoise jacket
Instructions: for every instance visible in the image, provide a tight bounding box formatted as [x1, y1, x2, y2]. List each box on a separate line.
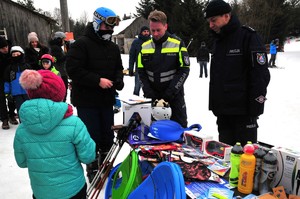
[14, 69, 96, 199]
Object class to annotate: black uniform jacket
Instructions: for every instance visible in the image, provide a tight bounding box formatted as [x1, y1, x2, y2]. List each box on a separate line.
[138, 32, 190, 102]
[209, 15, 270, 117]
[66, 22, 124, 107]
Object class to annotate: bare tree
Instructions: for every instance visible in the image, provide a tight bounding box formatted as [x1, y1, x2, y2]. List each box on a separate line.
[79, 11, 89, 25]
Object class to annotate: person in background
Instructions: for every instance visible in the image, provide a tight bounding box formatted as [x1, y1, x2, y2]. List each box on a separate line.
[268, 40, 277, 67]
[113, 91, 121, 114]
[66, 7, 124, 182]
[137, 10, 190, 127]
[204, 0, 270, 146]
[196, 41, 210, 78]
[129, 26, 151, 96]
[4, 46, 31, 115]
[25, 32, 49, 70]
[0, 37, 18, 129]
[40, 54, 60, 76]
[49, 31, 68, 101]
[14, 69, 95, 199]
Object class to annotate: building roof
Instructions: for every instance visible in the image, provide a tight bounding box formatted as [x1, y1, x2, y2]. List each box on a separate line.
[113, 17, 137, 35]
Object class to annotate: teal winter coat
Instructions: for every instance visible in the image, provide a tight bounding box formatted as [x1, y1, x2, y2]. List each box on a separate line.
[13, 99, 95, 199]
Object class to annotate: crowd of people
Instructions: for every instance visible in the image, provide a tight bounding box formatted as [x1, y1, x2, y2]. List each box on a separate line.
[0, 31, 68, 130]
[0, 0, 272, 198]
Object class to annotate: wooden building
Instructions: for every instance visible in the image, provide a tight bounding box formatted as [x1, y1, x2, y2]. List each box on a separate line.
[112, 17, 149, 54]
[0, 0, 56, 48]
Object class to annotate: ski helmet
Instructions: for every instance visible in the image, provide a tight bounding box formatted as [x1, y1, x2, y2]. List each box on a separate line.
[151, 99, 172, 120]
[92, 7, 120, 32]
[41, 54, 54, 63]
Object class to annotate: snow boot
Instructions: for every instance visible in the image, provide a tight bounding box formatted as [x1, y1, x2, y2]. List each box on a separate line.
[2, 119, 9, 130]
[9, 116, 19, 125]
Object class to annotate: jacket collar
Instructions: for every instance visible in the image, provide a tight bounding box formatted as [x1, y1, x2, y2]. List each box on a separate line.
[211, 14, 241, 39]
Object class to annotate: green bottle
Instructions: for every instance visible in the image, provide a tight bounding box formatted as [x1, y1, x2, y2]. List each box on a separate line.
[229, 142, 244, 187]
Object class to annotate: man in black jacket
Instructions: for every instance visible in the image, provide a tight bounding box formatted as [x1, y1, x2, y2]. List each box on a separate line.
[138, 10, 190, 127]
[129, 26, 150, 96]
[49, 31, 68, 101]
[66, 7, 124, 182]
[196, 41, 210, 78]
[204, 0, 270, 146]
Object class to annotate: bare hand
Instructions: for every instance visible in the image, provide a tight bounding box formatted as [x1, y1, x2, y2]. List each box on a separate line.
[99, 78, 113, 89]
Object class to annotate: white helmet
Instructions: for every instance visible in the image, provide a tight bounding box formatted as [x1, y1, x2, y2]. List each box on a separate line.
[151, 99, 172, 120]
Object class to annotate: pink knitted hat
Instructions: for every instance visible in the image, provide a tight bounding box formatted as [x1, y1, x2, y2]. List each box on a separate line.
[19, 70, 66, 102]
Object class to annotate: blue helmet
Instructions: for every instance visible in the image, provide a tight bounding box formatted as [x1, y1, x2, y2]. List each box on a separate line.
[93, 7, 120, 32]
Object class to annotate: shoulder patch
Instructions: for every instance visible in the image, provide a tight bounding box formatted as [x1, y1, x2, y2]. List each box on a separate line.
[242, 25, 256, 32]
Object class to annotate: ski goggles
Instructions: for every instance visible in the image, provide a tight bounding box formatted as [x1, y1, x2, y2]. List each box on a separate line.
[41, 60, 51, 65]
[94, 11, 120, 26]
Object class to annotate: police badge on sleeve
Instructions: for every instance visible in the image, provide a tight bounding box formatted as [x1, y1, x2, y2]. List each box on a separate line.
[184, 56, 190, 65]
[256, 53, 266, 65]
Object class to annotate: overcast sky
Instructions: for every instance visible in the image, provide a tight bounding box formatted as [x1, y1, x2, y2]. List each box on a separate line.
[32, 0, 140, 21]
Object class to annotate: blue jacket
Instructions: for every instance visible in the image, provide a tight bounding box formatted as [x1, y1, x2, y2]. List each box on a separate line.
[129, 34, 150, 74]
[4, 61, 30, 96]
[269, 43, 277, 55]
[14, 99, 96, 199]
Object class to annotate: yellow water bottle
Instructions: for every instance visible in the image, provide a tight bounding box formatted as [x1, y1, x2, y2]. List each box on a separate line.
[229, 142, 244, 187]
[237, 143, 256, 194]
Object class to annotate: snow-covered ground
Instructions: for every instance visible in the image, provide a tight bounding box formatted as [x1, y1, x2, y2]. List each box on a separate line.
[1, 38, 299, 198]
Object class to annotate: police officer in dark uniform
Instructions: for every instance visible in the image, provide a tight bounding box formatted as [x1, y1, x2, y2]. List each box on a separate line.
[204, 0, 270, 146]
[137, 10, 190, 128]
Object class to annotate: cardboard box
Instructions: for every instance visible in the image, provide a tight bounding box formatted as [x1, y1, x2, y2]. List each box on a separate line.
[271, 147, 300, 194]
[293, 158, 300, 196]
[183, 130, 213, 152]
[203, 140, 232, 162]
[122, 103, 152, 126]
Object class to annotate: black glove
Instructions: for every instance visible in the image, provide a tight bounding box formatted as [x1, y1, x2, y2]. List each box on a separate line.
[163, 91, 175, 102]
[114, 78, 124, 91]
[129, 70, 134, 77]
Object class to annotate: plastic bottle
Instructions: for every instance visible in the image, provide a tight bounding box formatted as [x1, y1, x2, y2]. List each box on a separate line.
[259, 151, 277, 195]
[238, 143, 256, 194]
[229, 142, 244, 187]
[253, 145, 266, 191]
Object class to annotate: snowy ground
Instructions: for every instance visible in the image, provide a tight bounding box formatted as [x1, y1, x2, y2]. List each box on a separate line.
[0, 39, 299, 198]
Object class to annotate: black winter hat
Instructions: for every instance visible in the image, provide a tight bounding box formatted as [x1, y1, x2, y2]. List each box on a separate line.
[140, 26, 150, 33]
[204, 0, 232, 19]
[0, 36, 8, 48]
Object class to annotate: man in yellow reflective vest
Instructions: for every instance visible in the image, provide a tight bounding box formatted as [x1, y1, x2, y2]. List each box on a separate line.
[137, 10, 190, 127]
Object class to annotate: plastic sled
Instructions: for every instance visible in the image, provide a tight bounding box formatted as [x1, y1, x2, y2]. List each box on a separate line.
[111, 150, 142, 199]
[127, 161, 186, 199]
[104, 163, 121, 199]
[105, 160, 153, 199]
[149, 120, 202, 142]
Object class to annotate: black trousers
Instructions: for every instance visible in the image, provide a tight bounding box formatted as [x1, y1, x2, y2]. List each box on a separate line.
[217, 115, 258, 146]
[0, 80, 16, 121]
[77, 106, 114, 153]
[268, 54, 276, 66]
[33, 183, 87, 199]
[169, 93, 188, 128]
[61, 75, 69, 102]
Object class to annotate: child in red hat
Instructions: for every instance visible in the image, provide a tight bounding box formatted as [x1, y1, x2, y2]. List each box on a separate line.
[14, 69, 96, 199]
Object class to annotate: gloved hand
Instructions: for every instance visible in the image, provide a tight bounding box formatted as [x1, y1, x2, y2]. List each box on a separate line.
[114, 78, 124, 91]
[152, 99, 170, 107]
[163, 91, 175, 102]
[129, 70, 134, 77]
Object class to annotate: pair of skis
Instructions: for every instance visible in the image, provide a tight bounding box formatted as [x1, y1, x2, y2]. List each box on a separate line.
[86, 112, 141, 199]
